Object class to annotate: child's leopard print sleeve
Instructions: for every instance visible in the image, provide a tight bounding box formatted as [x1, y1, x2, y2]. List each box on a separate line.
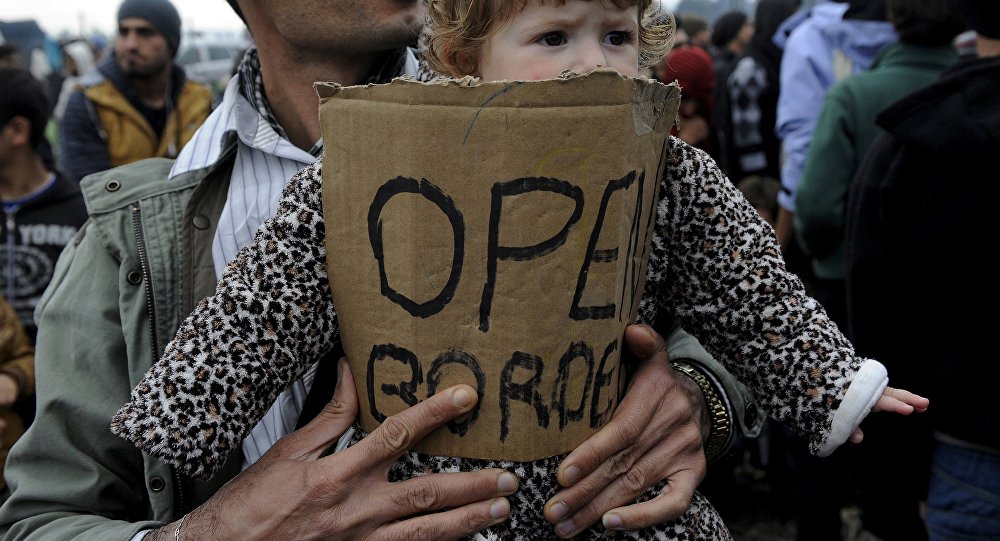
[111, 162, 337, 480]
[639, 139, 873, 456]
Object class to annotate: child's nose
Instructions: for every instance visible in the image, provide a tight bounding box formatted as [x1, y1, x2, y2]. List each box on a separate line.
[573, 41, 610, 73]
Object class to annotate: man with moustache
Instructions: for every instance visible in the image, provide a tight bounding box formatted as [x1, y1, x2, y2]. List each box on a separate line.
[0, 0, 761, 539]
[60, 0, 212, 182]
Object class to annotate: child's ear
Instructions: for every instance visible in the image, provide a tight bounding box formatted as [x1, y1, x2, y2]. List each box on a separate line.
[455, 52, 478, 77]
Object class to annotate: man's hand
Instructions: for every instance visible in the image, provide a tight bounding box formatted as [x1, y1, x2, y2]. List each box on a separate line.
[158, 359, 518, 541]
[544, 324, 707, 537]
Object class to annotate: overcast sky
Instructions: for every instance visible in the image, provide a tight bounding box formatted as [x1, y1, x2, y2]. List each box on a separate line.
[3, 0, 245, 38]
[4, 0, 684, 39]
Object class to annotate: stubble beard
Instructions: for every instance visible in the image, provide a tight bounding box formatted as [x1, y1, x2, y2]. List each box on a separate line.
[118, 56, 170, 80]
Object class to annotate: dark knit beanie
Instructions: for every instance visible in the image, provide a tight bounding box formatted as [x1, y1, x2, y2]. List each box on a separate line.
[956, 0, 1000, 39]
[711, 11, 749, 48]
[118, 0, 182, 54]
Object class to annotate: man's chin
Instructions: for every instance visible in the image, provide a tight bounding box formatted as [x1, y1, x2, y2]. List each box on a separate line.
[119, 62, 162, 80]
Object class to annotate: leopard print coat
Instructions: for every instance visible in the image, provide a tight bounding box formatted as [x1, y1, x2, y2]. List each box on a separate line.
[112, 138, 872, 539]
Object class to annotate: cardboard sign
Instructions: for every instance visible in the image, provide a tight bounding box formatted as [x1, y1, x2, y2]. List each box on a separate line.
[318, 70, 679, 461]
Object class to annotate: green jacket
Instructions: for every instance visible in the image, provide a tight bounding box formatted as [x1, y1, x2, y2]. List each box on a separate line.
[794, 43, 957, 279]
[0, 152, 762, 540]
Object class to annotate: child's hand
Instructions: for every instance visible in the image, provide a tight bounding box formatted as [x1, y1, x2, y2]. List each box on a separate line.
[849, 387, 929, 444]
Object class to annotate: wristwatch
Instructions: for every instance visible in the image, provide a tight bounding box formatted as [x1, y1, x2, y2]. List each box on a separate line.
[671, 361, 732, 462]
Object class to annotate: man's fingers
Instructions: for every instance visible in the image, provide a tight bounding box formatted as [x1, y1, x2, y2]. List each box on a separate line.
[555, 420, 634, 490]
[371, 497, 511, 541]
[600, 471, 701, 532]
[374, 469, 519, 521]
[276, 358, 358, 461]
[353, 384, 479, 470]
[549, 440, 703, 537]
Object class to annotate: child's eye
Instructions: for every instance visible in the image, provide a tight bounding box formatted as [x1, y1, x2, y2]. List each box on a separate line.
[539, 32, 567, 46]
[604, 31, 632, 46]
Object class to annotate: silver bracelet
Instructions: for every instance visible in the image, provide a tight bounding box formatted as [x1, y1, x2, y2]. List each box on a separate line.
[174, 514, 187, 541]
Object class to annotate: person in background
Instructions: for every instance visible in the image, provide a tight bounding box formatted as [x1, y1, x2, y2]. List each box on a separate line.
[846, 1, 1000, 538]
[0, 0, 762, 539]
[0, 296, 33, 500]
[0, 295, 35, 503]
[0, 67, 88, 343]
[60, 0, 212, 183]
[53, 41, 97, 123]
[709, 9, 753, 171]
[795, 0, 963, 338]
[676, 12, 712, 51]
[715, 0, 800, 182]
[710, 10, 752, 86]
[773, 0, 895, 253]
[47, 41, 98, 167]
[661, 45, 718, 158]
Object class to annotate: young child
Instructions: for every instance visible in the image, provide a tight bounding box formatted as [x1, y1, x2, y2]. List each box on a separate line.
[113, 1, 926, 539]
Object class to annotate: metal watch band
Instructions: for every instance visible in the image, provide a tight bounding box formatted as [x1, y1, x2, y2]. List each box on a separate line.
[671, 361, 732, 462]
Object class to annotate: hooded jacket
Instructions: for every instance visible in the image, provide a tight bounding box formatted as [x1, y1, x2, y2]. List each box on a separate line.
[53, 41, 97, 122]
[774, 0, 897, 211]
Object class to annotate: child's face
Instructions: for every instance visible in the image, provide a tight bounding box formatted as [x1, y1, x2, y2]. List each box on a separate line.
[477, 0, 640, 81]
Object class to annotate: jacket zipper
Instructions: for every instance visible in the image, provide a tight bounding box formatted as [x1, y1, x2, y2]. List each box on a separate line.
[131, 205, 188, 513]
[4, 211, 14, 303]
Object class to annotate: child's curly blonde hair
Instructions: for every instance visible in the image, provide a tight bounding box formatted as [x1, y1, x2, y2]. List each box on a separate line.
[422, 0, 675, 77]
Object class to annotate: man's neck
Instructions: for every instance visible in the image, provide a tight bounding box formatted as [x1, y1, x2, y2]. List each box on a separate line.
[255, 36, 383, 151]
[0, 152, 51, 201]
[131, 67, 172, 109]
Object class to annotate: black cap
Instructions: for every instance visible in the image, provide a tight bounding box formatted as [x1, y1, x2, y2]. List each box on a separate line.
[118, 0, 182, 54]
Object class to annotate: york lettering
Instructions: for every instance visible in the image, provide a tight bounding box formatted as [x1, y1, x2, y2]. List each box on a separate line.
[19, 224, 77, 247]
